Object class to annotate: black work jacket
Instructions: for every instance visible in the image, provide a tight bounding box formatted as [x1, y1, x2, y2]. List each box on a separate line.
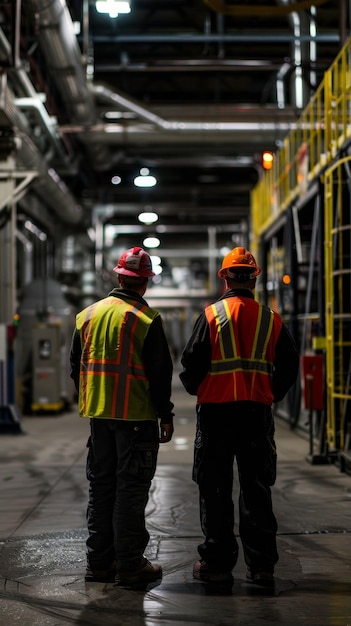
[70, 288, 174, 424]
[179, 288, 299, 405]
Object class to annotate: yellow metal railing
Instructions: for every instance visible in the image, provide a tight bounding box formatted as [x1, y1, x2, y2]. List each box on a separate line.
[324, 156, 351, 453]
[251, 38, 351, 455]
[251, 37, 351, 244]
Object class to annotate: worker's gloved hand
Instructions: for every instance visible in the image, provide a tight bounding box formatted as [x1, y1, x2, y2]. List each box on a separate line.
[159, 422, 174, 443]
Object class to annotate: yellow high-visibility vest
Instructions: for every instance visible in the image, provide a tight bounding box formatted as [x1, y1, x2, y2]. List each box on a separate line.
[76, 296, 159, 420]
[197, 296, 282, 405]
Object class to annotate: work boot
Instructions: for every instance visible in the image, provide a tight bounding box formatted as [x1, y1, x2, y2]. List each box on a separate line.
[246, 567, 274, 587]
[85, 562, 116, 583]
[115, 558, 162, 586]
[193, 560, 233, 583]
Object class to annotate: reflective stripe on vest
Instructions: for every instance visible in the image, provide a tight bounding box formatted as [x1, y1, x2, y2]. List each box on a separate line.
[76, 296, 158, 420]
[197, 297, 281, 404]
[211, 299, 274, 375]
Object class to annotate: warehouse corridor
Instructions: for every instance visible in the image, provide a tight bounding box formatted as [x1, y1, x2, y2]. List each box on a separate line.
[1, 372, 351, 625]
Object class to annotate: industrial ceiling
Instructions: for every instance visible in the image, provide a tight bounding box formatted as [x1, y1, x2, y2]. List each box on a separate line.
[0, 0, 345, 301]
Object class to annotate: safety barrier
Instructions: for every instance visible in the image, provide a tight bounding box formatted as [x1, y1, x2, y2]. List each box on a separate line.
[251, 37, 351, 243]
[251, 38, 351, 465]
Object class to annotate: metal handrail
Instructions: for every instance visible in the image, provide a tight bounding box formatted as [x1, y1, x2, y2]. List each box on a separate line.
[250, 37, 351, 243]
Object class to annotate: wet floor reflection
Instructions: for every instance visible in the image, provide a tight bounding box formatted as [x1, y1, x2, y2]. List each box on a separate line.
[2, 396, 351, 625]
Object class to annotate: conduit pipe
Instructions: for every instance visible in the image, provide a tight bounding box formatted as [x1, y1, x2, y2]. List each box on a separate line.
[203, 0, 331, 17]
[93, 85, 296, 135]
[25, 1, 297, 140]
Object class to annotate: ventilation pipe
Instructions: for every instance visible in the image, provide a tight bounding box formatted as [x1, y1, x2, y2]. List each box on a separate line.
[0, 17, 82, 224]
[1, 85, 83, 224]
[25, 1, 296, 139]
[277, 0, 312, 110]
[26, 0, 115, 171]
[0, 78, 83, 224]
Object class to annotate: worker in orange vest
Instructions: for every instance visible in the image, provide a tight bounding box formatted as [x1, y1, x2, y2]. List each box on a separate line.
[70, 247, 174, 586]
[180, 247, 299, 586]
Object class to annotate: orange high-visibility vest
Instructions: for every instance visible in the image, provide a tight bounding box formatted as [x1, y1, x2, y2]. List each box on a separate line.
[197, 296, 282, 405]
[76, 296, 159, 420]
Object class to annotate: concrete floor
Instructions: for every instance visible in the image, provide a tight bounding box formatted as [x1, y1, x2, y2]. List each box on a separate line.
[1, 374, 351, 625]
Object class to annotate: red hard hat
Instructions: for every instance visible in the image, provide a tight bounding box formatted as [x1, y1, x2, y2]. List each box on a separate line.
[218, 246, 261, 279]
[113, 247, 155, 277]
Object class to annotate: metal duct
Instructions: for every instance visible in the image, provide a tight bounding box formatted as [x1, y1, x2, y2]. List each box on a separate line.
[2, 86, 83, 224]
[0, 20, 82, 224]
[26, 0, 115, 171]
[25, 2, 297, 146]
[93, 85, 296, 137]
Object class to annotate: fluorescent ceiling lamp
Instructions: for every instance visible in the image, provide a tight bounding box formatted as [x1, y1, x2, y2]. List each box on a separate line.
[134, 167, 157, 188]
[143, 236, 160, 248]
[96, 1, 131, 18]
[138, 211, 158, 224]
[150, 255, 161, 265]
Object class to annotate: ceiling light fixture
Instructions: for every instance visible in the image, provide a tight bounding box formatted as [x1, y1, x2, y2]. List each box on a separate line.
[111, 175, 122, 185]
[138, 211, 158, 224]
[134, 168, 157, 188]
[143, 236, 160, 248]
[150, 255, 161, 266]
[96, 1, 131, 18]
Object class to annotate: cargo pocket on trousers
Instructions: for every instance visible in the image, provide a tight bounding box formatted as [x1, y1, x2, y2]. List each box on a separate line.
[86, 435, 92, 481]
[192, 427, 207, 485]
[129, 440, 159, 481]
[262, 436, 277, 486]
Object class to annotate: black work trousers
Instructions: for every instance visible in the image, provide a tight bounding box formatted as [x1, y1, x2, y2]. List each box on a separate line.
[193, 401, 278, 573]
[86, 418, 159, 571]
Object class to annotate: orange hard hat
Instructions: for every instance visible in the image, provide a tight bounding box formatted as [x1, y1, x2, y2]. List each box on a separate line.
[113, 247, 155, 277]
[218, 246, 261, 280]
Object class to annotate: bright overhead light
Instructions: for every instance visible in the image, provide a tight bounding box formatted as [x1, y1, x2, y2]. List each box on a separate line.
[96, 1, 131, 18]
[143, 236, 160, 248]
[153, 265, 163, 275]
[111, 175, 121, 185]
[150, 255, 161, 265]
[138, 211, 158, 224]
[134, 167, 157, 188]
[134, 175, 157, 188]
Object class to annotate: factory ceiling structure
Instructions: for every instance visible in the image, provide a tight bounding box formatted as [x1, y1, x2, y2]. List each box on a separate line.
[0, 0, 346, 302]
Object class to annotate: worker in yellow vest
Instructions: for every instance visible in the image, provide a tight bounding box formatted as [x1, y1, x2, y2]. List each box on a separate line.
[70, 247, 174, 586]
[180, 247, 299, 587]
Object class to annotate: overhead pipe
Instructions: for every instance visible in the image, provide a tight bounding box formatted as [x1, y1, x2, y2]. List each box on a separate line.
[26, 0, 116, 171]
[93, 85, 296, 136]
[203, 0, 332, 17]
[26, 0, 95, 123]
[0, 25, 70, 162]
[277, 0, 311, 110]
[203, 0, 322, 110]
[23, 0, 322, 144]
[0, 19, 82, 225]
[2, 86, 83, 224]
[92, 33, 339, 44]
